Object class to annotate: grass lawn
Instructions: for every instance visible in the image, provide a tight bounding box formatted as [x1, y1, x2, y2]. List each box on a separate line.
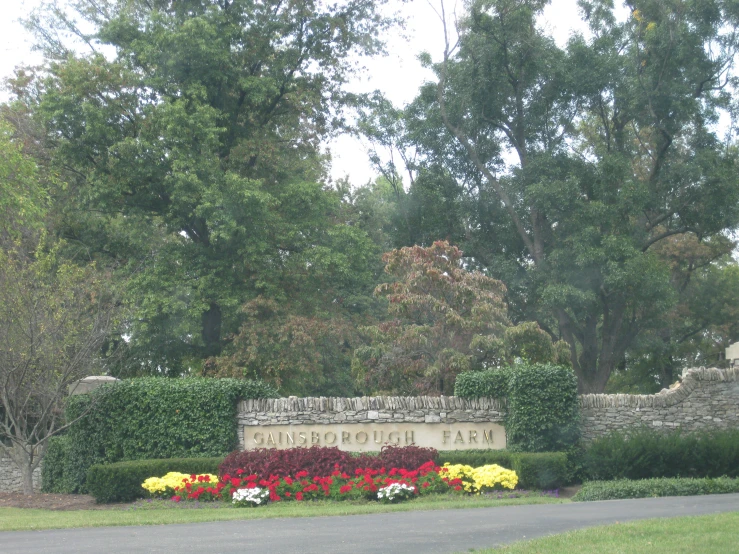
[0, 494, 566, 532]
[474, 511, 739, 553]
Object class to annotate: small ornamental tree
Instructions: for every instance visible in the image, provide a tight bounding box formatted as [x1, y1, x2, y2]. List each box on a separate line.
[0, 244, 117, 493]
[353, 241, 567, 395]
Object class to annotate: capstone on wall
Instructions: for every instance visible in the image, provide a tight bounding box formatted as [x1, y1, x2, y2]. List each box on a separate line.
[579, 367, 739, 441]
[0, 456, 41, 493]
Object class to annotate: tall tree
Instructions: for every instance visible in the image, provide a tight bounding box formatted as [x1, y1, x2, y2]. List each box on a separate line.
[21, 0, 392, 375]
[352, 241, 568, 395]
[405, 0, 739, 391]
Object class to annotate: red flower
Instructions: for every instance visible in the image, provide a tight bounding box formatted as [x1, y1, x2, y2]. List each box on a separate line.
[284, 476, 293, 485]
[222, 474, 231, 481]
[454, 486, 462, 491]
[172, 495, 181, 502]
[295, 492, 303, 501]
[231, 478, 240, 487]
[285, 491, 291, 497]
[422, 482, 430, 488]
[236, 469, 244, 476]
[339, 485, 353, 494]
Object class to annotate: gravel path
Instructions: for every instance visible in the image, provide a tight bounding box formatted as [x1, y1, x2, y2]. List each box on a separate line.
[3, 493, 739, 553]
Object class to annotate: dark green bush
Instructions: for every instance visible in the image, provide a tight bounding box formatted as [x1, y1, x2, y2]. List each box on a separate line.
[436, 449, 514, 469]
[511, 452, 568, 490]
[86, 457, 223, 503]
[454, 368, 511, 398]
[41, 435, 72, 493]
[435, 450, 568, 490]
[573, 477, 739, 502]
[64, 377, 277, 493]
[583, 429, 739, 481]
[505, 363, 580, 452]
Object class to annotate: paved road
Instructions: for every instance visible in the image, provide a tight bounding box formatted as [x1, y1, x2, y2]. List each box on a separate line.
[3, 494, 739, 554]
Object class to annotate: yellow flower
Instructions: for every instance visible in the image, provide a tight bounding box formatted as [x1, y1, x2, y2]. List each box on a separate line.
[141, 472, 218, 496]
[443, 463, 518, 494]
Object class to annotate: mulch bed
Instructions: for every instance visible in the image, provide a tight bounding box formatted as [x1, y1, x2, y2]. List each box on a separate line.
[0, 493, 129, 510]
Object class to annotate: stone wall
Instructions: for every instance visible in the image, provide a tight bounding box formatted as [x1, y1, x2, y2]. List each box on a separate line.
[237, 396, 505, 450]
[0, 455, 41, 493]
[580, 367, 739, 441]
[238, 367, 739, 447]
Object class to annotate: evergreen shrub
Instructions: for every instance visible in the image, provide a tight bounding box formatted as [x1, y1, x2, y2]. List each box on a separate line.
[86, 457, 223, 503]
[573, 477, 739, 501]
[455, 363, 580, 452]
[64, 377, 277, 493]
[454, 368, 511, 398]
[583, 429, 739, 481]
[41, 434, 71, 493]
[505, 363, 580, 452]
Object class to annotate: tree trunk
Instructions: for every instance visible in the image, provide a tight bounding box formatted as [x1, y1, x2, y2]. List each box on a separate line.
[8, 444, 37, 494]
[20, 459, 35, 495]
[201, 302, 223, 357]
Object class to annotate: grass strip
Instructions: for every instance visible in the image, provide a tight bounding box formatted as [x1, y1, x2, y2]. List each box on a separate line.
[0, 495, 565, 532]
[472, 511, 739, 553]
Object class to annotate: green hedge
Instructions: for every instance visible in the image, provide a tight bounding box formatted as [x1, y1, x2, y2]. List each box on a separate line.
[87, 457, 223, 503]
[436, 449, 514, 469]
[454, 364, 580, 453]
[573, 477, 739, 502]
[435, 450, 568, 490]
[583, 429, 739, 481]
[454, 368, 510, 398]
[64, 377, 277, 493]
[41, 435, 72, 493]
[505, 364, 580, 452]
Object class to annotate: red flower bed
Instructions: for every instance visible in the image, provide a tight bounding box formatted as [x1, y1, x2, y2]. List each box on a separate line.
[219, 445, 438, 479]
[174, 460, 464, 504]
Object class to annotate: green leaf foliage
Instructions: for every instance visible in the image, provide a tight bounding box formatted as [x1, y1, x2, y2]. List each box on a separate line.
[24, 0, 391, 377]
[40, 435, 71, 494]
[87, 457, 223, 503]
[583, 429, 739, 481]
[573, 477, 739, 502]
[63, 378, 276, 492]
[454, 368, 511, 399]
[401, 0, 739, 393]
[505, 364, 580, 452]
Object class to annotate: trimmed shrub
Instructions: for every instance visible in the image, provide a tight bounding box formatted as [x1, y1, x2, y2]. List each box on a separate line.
[511, 452, 568, 490]
[65, 377, 277, 493]
[436, 449, 514, 469]
[219, 445, 438, 478]
[583, 429, 739, 481]
[41, 435, 72, 493]
[87, 457, 223, 503]
[505, 363, 580, 452]
[434, 450, 568, 490]
[573, 477, 739, 502]
[454, 368, 510, 399]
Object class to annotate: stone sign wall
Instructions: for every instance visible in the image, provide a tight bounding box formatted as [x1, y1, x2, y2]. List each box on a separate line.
[0, 456, 41, 493]
[579, 367, 739, 440]
[238, 396, 506, 451]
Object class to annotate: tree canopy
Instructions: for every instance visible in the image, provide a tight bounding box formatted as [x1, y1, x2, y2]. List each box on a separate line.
[390, 0, 739, 391]
[19, 0, 391, 376]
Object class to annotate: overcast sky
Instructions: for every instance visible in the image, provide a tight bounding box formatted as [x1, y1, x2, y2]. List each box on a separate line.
[0, 0, 607, 185]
